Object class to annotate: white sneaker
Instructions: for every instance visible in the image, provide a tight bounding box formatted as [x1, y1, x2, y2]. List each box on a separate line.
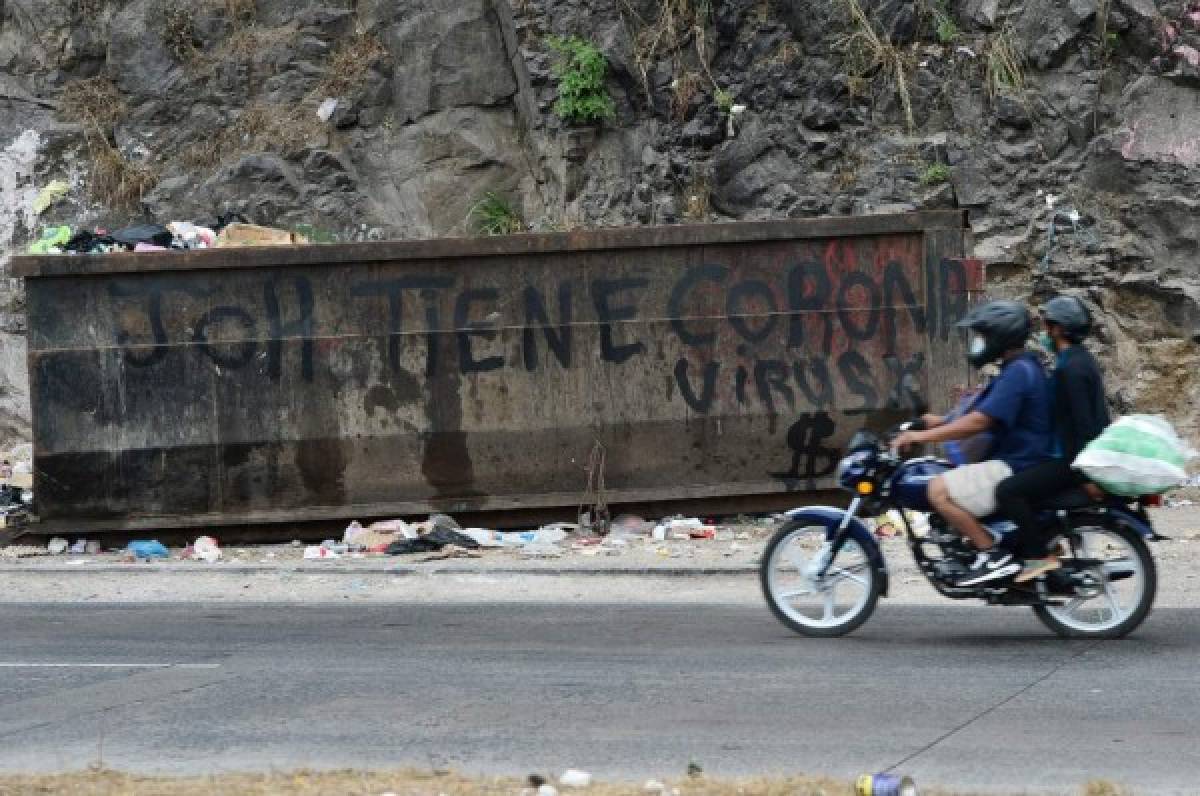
[955, 549, 1020, 586]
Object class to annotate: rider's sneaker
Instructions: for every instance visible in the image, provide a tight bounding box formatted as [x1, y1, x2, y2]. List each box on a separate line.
[955, 548, 1021, 586]
[1014, 555, 1061, 583]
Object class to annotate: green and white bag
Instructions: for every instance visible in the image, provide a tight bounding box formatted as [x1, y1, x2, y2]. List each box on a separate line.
[1073, 415, 1196, 497]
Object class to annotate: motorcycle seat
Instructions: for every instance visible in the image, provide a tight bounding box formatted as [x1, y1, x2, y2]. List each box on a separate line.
[1035, 487, 1099, 512]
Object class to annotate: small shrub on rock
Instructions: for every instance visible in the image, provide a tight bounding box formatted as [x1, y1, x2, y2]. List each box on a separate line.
[547, 35, 616, 125]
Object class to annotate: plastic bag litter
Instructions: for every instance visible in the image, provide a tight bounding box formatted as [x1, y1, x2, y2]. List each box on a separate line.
[498, 527, 568, 546]
[651, 517, 709, 540]
[167, 221, 216, 249]
[127, 540, 169, 559]
[368, 518, 418, 539]
[386, 527, 481, 555]
[1074, 415, 1196, 497]
[192, 536, 221, 563]
[459, 528, 505, 547]
[27, 225, 72, 254]
[111, 223, 173, 248]
[32, 180, 69, 215]
[343, 520, 367, 546]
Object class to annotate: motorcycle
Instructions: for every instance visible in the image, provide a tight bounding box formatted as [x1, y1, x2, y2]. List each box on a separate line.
[760, 405, 1159, 639]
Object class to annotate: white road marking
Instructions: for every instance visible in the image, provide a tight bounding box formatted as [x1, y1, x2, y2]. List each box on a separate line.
[0, 662, 220, 669]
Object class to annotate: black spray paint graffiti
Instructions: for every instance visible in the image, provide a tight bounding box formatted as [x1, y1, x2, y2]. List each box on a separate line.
[108, 259, 969, 413]
[111, 276, 315, 380]
[771, 412, 840, 482]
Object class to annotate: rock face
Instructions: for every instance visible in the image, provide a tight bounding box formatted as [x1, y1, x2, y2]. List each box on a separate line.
[1, 0, 1199, 446]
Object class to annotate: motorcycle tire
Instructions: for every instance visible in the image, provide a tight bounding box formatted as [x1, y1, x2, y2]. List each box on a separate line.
[1032, 519, 1156, 640]
[760, 519, 883, 638]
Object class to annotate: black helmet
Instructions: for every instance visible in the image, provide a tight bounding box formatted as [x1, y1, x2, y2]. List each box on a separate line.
[1041, 295, 1092, 343]
[956, 300, 1032, 368]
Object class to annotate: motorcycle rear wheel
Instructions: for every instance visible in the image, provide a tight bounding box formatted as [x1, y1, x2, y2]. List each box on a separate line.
[1032, 520, 1156, 639]
[760, 520, 882, 637]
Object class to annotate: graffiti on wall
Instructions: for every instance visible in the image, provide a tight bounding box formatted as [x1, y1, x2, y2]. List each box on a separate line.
[107, 257, 971, 418]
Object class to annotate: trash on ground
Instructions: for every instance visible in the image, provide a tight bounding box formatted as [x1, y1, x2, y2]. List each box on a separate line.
[167, 221, 216, 248]
[27, 225, 72, 254]
[652, 517, 715, 540]
[68, 539, 87, 554]
[366, 518, 418, 538]
[386, 527, 481, 555]
[304, 545, 339, 560]
[612, 513, 654, 535]
[498, 526, 569, 546]
[317, 97, 339, 121]
[559, 769, 592, 788]
[47, 537, 69, 555]
[419, 544, 482, 562]
[127, 540, 169, 560]
[191, 535, 221, 563]
[32, 180, 69, 215]
[216, 222, 307, 247]
[460, 528, 505, 547]
[0, 544, 50, 559]
[856, 772, 917, 796]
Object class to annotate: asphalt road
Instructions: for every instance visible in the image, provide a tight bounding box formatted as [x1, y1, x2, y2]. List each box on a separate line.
[0, 602, 1196, 793]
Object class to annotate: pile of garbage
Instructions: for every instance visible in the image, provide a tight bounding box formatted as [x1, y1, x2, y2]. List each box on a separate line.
[26, 216, 311, 256]
[318, 511, 773, 563]
[0, 510, 783, 563]
[333, 513, 579, 561]
[0, 443, 35, 532]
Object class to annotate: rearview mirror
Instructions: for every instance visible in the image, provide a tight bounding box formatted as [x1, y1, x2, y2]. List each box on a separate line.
[898, 373, 929, 416]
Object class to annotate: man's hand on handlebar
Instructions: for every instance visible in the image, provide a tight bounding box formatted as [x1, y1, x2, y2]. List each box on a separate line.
[891, 429, 926, 454]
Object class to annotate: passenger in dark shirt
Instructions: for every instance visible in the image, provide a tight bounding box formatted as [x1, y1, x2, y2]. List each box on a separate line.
[995, 295, 1111, 581]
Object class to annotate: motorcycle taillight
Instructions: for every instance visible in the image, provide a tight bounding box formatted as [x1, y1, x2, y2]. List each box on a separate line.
[1139, 494, 1163, 507]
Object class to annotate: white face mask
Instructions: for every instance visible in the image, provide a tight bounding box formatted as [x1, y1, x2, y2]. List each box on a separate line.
[969, 335, 987, 357]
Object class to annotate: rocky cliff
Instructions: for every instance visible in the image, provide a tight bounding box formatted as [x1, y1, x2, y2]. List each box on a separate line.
[2, 0, 1199, 447]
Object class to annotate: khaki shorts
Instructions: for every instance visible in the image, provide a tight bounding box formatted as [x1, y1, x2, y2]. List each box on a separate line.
[939, 460, 1013, 517]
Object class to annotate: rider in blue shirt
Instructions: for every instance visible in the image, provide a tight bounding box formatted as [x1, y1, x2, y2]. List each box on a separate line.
[893, 301, 1053, 586]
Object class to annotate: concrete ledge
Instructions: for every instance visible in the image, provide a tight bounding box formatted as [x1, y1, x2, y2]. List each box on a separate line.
[0, 564, 758, 576]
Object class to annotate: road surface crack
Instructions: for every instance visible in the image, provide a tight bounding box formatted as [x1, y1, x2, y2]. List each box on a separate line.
[884, 641, 1100, 773]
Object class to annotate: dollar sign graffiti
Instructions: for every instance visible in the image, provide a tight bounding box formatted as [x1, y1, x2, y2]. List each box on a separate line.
[771, 411, 838, 484]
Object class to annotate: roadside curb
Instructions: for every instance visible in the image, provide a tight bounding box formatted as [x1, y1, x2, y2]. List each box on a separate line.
[0, 564, 759, 576]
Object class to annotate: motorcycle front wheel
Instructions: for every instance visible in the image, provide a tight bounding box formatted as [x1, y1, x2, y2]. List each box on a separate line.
[1033, 520, 1156, 639]
[760, 519, 882, 637]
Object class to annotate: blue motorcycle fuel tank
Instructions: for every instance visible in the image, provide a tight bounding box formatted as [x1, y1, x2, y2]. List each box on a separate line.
[889, 458, 951, 512]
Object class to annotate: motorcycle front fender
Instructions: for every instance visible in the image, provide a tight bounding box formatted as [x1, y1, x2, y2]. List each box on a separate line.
[782, 506, 890, 597]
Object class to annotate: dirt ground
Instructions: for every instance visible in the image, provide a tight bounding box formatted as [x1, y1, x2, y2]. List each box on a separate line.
[0, 768, 1128, 795]
[0, 508, 1197, 607]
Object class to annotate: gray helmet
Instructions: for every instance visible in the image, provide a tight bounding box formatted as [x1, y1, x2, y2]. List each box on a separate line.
[956, 300, 1032, 368]
[1041, 295, 1092, 343]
